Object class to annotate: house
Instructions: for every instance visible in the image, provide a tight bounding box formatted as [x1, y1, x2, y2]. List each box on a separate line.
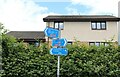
[6, 31, 45, 46]
[43, 15, 120, 46]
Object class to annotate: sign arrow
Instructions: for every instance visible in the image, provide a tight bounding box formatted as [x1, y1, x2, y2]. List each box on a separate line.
[52, 38, 67, 47]
[44, 27, 59, 38]
[50, 48, 68, 56]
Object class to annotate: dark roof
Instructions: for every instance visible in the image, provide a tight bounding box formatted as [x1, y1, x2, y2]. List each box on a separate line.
[6, 31, 45, 39]
[43, 15, 120, 22]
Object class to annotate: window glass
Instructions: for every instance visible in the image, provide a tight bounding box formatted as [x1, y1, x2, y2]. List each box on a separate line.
[89, 42, 95, 46]
[97, 22, 101, 29]
[91, 22, 96, 29]
[67, 41, 72, 45]
[59, 22, 64, 30]
[95, 42, 100, 46]
[35, 42, 39, 47]
[89, 42, 109, 46]
[91, 21, 106, 30]
[101, 42, 105, 46]
[105, 43, 109, 46]
[101, 22, 106, 29]
[55, 23, 59, 29]
[54, 22, 64, 30]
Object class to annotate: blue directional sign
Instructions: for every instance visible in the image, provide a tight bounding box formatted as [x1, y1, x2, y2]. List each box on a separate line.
[50, 48, 68, 56]
[44, 27, 59, 38]
[52, 38, 67, 47]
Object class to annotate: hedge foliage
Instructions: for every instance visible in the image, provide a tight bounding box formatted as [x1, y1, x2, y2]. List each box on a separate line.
[1, 34, 120, 77]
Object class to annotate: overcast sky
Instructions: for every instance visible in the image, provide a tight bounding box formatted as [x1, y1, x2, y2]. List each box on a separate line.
[0, 0, 120, 31]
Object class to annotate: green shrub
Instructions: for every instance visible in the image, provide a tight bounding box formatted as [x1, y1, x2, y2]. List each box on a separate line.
[1, 34, 120, 77]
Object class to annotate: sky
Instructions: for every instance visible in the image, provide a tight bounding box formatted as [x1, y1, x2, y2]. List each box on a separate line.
[0, 0, 120, 31]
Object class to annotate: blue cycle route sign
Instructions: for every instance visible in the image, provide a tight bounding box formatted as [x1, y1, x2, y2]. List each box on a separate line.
[44, 27, 59, 38]
[52, 38, 67, 47]
[50, 48, 68, 56]
[44, 26, 68, 77]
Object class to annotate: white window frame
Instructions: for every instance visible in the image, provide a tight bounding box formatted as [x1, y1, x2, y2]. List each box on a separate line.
[91, 21, 106, 30]
[54, 21, 64, 30]
[89, 42, 108, 46]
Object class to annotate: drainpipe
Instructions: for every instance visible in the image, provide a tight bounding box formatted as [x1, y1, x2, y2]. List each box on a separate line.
[118, 1, 120, 45]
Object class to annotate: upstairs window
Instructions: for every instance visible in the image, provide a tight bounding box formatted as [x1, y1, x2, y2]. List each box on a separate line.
[54, 21, 64, 30]
[91, 21, 106, 30]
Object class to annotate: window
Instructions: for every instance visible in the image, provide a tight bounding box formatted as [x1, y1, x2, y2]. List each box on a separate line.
[95, 42, 100, 46]
[101, 22, 106, 29]
[91, 22, 96, 29]
[89, 42, 100, 46]
[67, 41, 72, 45]
[54, 22, 64, 30]
[55, 23, 59, 29]
[89, 42, 95, 46]
[35, 42, 39, 47]
[101, 42, 105, 45]
[101, 42, 109, 46]
[91, 21, 106, 30]
[89, 42, 108, 46]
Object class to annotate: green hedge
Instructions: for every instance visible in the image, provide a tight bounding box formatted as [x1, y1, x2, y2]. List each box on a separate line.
[1, 34, 120, 77]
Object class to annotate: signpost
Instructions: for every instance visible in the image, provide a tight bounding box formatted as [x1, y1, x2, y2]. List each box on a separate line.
[44, 27, 68, 77]
[52, 38, 67, 47]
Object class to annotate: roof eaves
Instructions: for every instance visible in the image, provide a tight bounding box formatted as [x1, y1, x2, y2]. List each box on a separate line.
[43, 15, 120, 22]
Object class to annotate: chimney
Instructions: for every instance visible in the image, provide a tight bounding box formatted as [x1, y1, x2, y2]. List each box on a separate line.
[118, 1, 120, 45]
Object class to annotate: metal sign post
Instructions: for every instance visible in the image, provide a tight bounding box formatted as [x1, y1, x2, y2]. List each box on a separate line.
[57, 55, 60, 77]
[57, 28, 61, 77]
[44, 27, 68, 77]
